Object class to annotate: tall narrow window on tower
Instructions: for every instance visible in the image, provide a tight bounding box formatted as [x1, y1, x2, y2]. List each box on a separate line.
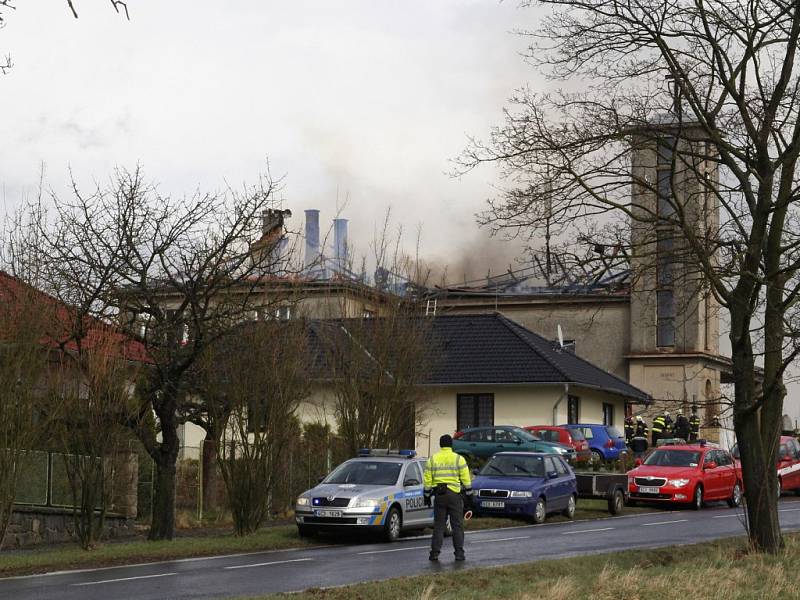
[656, 137, 677, 347]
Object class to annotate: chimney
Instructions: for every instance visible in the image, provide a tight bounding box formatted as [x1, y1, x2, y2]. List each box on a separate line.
[262, 208, 292, 237]
[304, 209, 321, 273]
[333, 218, 348, 273]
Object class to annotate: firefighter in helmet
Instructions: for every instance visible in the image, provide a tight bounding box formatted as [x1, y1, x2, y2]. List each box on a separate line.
[689, 405, 701, 441]
[651, 412, 667, 445]
[673, 409, 690, 441]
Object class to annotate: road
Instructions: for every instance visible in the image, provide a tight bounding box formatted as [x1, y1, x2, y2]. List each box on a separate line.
[3, 499, 800, 600]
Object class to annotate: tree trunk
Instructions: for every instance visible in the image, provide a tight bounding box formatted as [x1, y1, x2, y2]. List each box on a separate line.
[202, 437, 220, 516]
[731, 310, 783, 553]
[148, 454, 177, 541]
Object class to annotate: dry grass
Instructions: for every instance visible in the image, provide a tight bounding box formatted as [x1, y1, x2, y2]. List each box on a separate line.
[257, 535, 800, 600]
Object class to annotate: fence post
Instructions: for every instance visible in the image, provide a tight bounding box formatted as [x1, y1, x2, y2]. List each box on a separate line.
[46, 451, 53, 507]
[198, 442, 204, 523]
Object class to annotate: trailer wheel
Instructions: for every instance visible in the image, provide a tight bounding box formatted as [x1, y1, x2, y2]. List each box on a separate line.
[608, 489, 625, 515]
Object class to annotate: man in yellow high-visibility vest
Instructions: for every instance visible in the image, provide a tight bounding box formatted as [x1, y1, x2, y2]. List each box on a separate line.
[423, 434, 472, 561]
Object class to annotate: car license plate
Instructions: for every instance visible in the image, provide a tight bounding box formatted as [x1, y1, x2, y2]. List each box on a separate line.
[482, 501, 505, 508]
[315, 509, 343, 518]
[638, 486, 660, 494]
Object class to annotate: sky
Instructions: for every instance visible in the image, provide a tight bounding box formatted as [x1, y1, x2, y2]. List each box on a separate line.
[2, 2, 796, 419]
[0, 1, 544, 280]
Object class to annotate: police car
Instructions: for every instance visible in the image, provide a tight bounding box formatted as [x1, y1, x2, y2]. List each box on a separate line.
[295, 449, 443, 542]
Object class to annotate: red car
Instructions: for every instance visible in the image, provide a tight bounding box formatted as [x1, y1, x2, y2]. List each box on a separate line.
[733, 435, 800, 496]
[525, 425, 592, 463]
[627, 443, 742, 509]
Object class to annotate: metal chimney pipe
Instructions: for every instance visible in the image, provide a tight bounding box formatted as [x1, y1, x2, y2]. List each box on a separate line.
[304, 209, 320, 272]
[333, 218, 348, 273]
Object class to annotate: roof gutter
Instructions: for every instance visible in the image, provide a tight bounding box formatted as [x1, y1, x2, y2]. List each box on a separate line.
[553, 383, 569, 426]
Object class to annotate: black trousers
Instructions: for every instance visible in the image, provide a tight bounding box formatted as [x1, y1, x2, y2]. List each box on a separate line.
[430, 489, 464, 557]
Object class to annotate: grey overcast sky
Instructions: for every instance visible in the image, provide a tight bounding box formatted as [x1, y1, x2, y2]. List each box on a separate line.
[0, 1, 546, 279]
[3, 2, 798, 419]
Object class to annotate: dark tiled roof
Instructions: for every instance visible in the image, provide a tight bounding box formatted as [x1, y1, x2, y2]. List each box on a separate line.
[425, 313, 650, 401]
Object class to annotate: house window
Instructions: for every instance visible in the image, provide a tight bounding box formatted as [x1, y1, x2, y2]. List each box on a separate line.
[602, 402, 614, 427]
[275, 305, 292, 321]
[567, 395, 580, 424]
[656, 230, 674, 286]
[656, 137, 677, 348]
[657, 290, 676, 347]
[456, 394, 494, 431]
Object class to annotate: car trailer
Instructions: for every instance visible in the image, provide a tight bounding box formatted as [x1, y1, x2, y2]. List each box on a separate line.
[574, 472, 628, 515]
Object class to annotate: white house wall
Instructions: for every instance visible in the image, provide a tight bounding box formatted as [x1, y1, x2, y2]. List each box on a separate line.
[415, 385, 626, 456]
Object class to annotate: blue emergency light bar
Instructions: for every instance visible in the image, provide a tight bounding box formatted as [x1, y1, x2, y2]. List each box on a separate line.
[357, 448, 417, 458]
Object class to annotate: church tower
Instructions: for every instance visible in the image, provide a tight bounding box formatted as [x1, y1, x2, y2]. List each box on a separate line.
[626, 120, 727, 438]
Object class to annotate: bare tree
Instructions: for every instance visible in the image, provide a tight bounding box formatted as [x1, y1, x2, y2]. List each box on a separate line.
[322, 312, 433, 456]
[0, 276, 52, 550]
[22, 166, 290, 540]
[318, 215, 437, 454]
[53, 328, 142, 549]
[203, 320, 311, 536]
[458, 0, 800, 553]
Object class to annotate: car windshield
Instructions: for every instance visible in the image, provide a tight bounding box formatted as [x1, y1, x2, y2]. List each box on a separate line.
[480, 455, 545, 477]
[513, 428, 537, 442]
[643, 450, 701, 468]
[324, 461, 402, 485]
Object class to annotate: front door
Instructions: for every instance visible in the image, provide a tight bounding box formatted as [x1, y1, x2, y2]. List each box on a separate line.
[703, 450, 723, 499]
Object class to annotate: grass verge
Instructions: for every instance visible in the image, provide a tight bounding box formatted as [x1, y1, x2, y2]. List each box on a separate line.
[254, 534, 800, 600]
[0, 526, 314, 577]
[0, 499, 654, 578]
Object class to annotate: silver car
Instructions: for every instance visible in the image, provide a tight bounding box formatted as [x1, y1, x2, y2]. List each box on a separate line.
[294, 450, 439, 542]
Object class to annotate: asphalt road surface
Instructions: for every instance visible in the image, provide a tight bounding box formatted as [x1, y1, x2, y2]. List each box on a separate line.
[3, 498, 800, 600]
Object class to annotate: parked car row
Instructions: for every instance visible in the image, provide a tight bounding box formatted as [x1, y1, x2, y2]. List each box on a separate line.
[452, 423, 627, 464]
[294, 431, 800, 542]
[452, 426, 577, 462]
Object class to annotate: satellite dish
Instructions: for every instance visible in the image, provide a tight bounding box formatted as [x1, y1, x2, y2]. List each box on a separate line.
[557, 324, 564, 348]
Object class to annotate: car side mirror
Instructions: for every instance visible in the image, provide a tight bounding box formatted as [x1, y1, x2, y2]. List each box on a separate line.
[548, 471, 558, 479]
[318, 475, 326, 483]
[403, 478, 420, 487]
[471, 468, 479, 475]
[704, 461, 717, 470]
[634, 458, 643, 467]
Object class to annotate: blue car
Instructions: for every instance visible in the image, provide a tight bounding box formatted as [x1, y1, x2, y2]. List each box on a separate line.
[562, 424, 627, 461]
[471, 452, 577, 524]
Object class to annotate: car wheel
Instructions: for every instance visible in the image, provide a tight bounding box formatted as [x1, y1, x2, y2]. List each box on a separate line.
[727, 482, 742, 508]
[383, 506, 402, 542]
[562, 495, 576, 519]
[591, 450, 604, 463]
[692, 485, 703, 510]
[297, 525, 317, 538]
[532, 497, 546, 524]
[608, 489, 625, 515]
